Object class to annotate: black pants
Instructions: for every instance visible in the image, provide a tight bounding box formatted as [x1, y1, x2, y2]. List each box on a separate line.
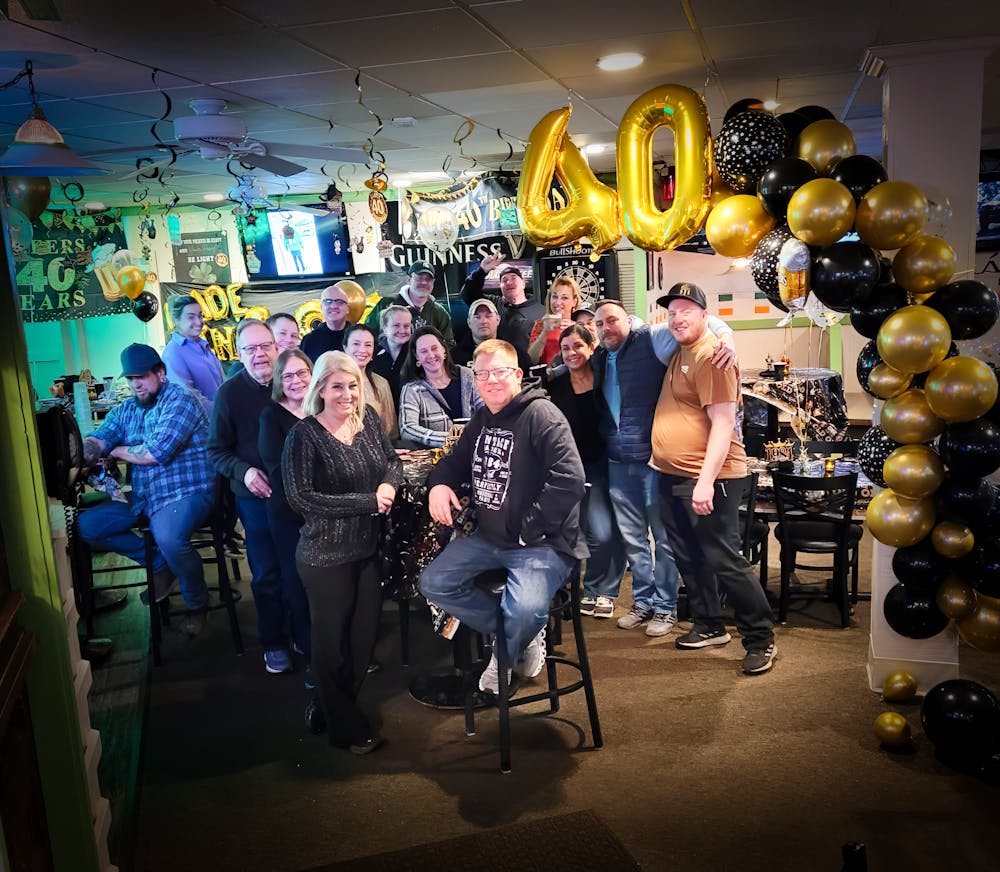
[267, 502, 312, 658]
[297, 556, 381, 747]
[659, 475, 773, 651]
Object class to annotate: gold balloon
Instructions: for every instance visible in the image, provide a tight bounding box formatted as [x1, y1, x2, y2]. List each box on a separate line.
[882, 671, 919, 702]
[876, 305, 952, 374]
[924, 356, 999, 423]
[855, 181, 928, 250]
[867, 363, 912, 399]
[883, 443, 945, 499]
[796, 119, 857, 175]
[786, 178, 856, 247]
[873, 711, 912, 747]
[936, 575, 977, 620]
[5, 175, 51, 220]
[892, 235, 957, 295]
[295, 299, 324, 334]
[115, 265, 146, 300]
[865, 489, 935, 548]
[616, 84, 712, 251]
[704, 195, 777, 258]
[931, 521, 975, 559]
[956, 594, 1000, 653]
[335, 279, 367, 324]
[517, 107, 622, 255]
[880, 389, 945, 444]
[709, 165, 738, 208]
[243, 305, 271, 321]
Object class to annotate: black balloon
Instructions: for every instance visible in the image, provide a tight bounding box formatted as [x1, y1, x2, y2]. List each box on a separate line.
[924, 280, 1000, 340]
[967, 536, 1000, 597]
[921, 679, 1000, 766]
[777, 111, 812, 143]
[794, 105, 836, 123]
[850, 282, 907, 339]
[724, 97, 764, 125]
[811, 242, 880, 313]
[935, 476, 996, 526]
[883, 582, 950, 639]
[132, 291, 159, 323]
[829, 154, 889, 204]
[856, 424, 899, 487]
[750, 225, 793, 310]
[757, 157, 818, 221]
[856, 339, 884, 396]
[939, 419, 1000, 480]
[714, 111, 788, 194]
[892, 540, 949, 589]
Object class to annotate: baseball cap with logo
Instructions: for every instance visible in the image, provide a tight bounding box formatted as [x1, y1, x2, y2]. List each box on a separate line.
[468, 298, 499, 322]
[120, 343, 163, 377]
[499, 265, 523, 280]
[408, 260, 435, 277]
[656, 282, 707, 310]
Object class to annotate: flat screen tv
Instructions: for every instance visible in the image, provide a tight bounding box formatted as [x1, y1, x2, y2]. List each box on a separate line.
[246, 206, 353, 278]
[976, 175, 1000, 251]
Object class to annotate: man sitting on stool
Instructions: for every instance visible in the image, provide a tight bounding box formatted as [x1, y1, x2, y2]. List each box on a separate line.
[419, 339, 587, 692]
[78, 343, 215, 637]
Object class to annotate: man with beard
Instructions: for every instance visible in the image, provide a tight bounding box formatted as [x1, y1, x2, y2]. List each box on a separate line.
[78, 343, 215, 637]
[453, 298, 532, 372]
[365, 261, 454, 344]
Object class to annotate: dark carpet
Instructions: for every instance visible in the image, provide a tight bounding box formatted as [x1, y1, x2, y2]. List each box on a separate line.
[305, 809, 640, 871]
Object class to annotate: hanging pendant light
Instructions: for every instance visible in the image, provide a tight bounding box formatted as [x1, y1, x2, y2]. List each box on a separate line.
[0, 61, 108, 177]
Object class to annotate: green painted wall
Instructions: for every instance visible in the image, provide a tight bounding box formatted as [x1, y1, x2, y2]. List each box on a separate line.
[1, 204, 100, 870]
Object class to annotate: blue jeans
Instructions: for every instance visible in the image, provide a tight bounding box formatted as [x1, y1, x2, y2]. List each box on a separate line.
[419, 534, 574, 664]
[608, 460, 679, 611]
[267, 501, 312, 658]
[77, 490, 214, 610]
[583, 459, 627, 599]
[236, 494, 287, 650]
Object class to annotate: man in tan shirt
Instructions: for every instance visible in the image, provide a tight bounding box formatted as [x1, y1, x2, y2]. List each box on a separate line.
[651, 283, 777, 675]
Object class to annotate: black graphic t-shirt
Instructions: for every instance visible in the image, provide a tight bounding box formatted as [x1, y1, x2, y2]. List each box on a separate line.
[472, 427, 514, 510]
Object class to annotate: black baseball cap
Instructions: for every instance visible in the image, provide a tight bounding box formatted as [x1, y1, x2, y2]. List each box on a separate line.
[499, 265, 523, 280]
[656, 282, 707, 310]
[120, 343, 163, 377]
[408, 260, 435, 277]
[571, 306, 595, 321]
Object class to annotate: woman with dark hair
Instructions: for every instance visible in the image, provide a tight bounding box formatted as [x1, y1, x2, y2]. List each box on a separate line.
[546, 324, 626, 620]
[282, 351, 403, 755]
[527, 275, 581, 365]
[258, 348, 314, 677]
[344, 322, 398, 440]
[398, 325, 481, 447]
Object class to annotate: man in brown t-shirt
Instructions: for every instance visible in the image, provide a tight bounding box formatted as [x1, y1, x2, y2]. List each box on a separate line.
[651, 283, 777, 675]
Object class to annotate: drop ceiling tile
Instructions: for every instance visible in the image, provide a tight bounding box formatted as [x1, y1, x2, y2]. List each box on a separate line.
[226, 0, 451, 27]
[423, 81, 571, 116]
[367, 52, 543, 94]
[218, 69, 399, 107]
[523, 30, 704, 79]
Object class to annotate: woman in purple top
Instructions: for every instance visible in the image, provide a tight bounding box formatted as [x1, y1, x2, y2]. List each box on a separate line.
[161, 294, 224, 411]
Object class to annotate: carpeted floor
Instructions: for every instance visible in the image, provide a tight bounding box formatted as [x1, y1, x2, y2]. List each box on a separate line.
[91, 533, 1000, 872]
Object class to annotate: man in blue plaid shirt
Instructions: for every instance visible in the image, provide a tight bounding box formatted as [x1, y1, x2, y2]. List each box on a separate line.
[78, 343, 216, 637]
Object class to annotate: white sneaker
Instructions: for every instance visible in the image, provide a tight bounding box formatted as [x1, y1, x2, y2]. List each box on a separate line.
[593, 596, 615, 619]
[645, 611, 678, 637]
[579, 596, 597, 616]
[478, 651, 511, 693]
[516, 629, 547, 679]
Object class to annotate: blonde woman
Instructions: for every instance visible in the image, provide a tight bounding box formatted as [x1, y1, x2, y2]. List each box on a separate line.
[282, 352, 403, 755]
[527, 275, 581, 364]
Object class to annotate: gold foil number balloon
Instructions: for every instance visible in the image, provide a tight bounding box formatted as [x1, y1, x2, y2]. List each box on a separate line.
[796, 119, 856, 175]
[616, 84, 712, 251]
[517, 107, 622, 256]
[704, 194, 777, 258]
[880, 389, 945, 444]
[882, 670, 919, 702]
[892, 235, 957, 296]
[855, 181, 928, 250]
[883, 443, 945, 499]
[865, 489, 935, 548]
[924, 356, 999, 423]
[786, 178, 856, 247]
[876, 305, 952, 374]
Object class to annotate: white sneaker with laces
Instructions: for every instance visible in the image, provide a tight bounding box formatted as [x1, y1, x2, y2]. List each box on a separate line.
[478, 651, 512, 693]
[645, 610, 678, 637]
[592, 596, 615, 619]
[516, 628, 547, 679]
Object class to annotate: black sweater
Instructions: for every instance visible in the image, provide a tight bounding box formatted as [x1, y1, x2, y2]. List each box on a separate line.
[282, 408, 404, 566]
[428, 387, 587, 559]
[546, 372, 607, 467]
[257, 401, 301, 511]
[207, 369, 273, 498]
[300, 323, 345, 362]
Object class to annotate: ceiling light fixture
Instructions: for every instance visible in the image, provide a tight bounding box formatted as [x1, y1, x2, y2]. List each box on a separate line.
[203, 192, 225, 202]
[584, 144, 608, 155]
[0, 60, 108, 177]
[597, 52, 644, 72]
[763, 99, 779, 111]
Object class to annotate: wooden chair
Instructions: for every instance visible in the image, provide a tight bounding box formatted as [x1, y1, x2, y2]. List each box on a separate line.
[772, 472, 861, 629]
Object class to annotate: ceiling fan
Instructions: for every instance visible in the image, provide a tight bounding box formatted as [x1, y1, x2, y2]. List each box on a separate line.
[86, 98, 368, 178]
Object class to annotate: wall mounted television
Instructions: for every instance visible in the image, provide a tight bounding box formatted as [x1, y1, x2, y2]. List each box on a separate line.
[977, 173, 1000, 251]
[246, 206, 353, 278]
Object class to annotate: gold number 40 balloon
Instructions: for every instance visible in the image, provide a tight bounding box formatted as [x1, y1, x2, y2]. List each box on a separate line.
[517, 85, 712, 254]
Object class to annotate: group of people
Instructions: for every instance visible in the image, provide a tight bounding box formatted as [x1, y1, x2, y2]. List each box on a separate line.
[75, 255, 776, 758]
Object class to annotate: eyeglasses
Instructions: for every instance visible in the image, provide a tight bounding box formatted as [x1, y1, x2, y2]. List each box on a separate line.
[472, 366, 517, 382]
[321, 298, 348, 307]
[280, 369, 311, 383]
[239, 341, 276, 355]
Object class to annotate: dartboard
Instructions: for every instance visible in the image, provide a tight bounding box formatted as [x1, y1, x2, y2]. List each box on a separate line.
[537, 245, 619, 308]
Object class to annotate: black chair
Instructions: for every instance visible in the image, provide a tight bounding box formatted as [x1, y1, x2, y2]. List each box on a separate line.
[771, 472, 861, 629]
[738, 472, 769, 591]
[463, 560, 603, 773]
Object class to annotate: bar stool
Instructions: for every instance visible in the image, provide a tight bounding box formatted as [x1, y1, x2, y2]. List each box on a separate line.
[463, 561, 603, 773]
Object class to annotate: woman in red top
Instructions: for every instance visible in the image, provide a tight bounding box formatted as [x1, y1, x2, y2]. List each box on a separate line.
[527, 275, 580, 365]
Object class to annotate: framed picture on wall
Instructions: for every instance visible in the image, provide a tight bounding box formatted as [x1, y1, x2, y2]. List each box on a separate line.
[976, 173, 1000, 251]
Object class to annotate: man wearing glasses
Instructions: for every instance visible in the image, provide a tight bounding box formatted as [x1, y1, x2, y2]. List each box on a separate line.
[419, 340, 587, 693]
[300, 284, 350, 362]
[208, 319, 293, 675]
